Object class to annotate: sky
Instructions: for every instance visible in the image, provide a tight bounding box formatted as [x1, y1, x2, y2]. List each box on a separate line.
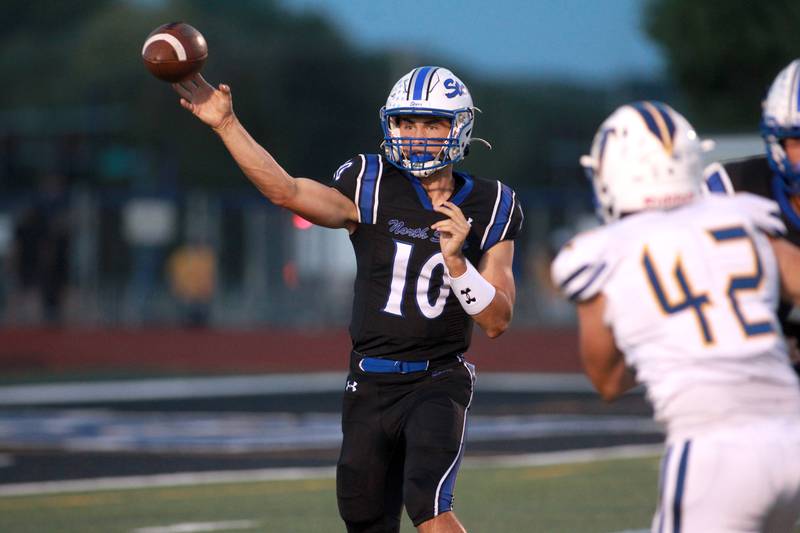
[278, 0, 665, 84]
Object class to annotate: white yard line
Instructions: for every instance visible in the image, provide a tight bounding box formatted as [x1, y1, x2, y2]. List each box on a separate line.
[132, 520, 258, 533]
[0, 372, 605, 406]
[0, 444, 662, 497]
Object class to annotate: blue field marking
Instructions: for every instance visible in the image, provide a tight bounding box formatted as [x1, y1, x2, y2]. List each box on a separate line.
[0, 409, 660, 455]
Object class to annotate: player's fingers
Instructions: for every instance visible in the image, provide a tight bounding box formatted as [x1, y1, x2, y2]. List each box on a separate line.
[434, 202, 466, 221]
[193, 73, 214, 90]
[431, 220, 460, 234]
[179, 98, 193, 111]
[432, 214, 466, 230]
[219, 83, 231, 94]
[172, 83, 193, 101]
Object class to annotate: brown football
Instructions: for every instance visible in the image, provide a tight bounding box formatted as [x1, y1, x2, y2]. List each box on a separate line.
[142, 22, 208, 82]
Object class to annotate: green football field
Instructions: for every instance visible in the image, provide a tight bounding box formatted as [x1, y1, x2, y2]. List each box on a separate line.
[3, 454, 798, 533]
[0, 455, 661, 533]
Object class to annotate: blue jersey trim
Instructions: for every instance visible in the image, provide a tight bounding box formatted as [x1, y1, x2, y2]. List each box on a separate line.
[672, 440, 691, 533]
[451, 172, 474, 205]
[657, 444, 673, 533]
[568, 262, 607, 302]
[483, 183, 514, 250]
[358, 154, 380, 224]
[401, 170, 474, 211]
[705, 171, 727, 193]
[559, 264, 590, 291]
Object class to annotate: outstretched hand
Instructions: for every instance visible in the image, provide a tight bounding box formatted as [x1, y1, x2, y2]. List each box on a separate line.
[172, 73, 235, 131]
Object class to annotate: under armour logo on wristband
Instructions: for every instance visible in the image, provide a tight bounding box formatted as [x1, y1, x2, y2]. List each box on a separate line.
[460, 288, 477, 304]
[345, 380, 358, 392]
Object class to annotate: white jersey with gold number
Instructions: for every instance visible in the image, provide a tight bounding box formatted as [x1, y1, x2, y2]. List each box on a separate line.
[552, 193, 800, 436]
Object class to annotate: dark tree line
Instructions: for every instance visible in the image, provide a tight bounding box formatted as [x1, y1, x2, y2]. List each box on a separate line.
[645, 0, 800, 131]
[7, 0, 793, 193]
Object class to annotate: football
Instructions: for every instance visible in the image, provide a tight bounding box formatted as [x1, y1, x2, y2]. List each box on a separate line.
[142, 22, 208, 83]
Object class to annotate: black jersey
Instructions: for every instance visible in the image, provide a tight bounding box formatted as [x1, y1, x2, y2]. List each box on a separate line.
[704, 155, 800, 343]
[331, 154, 523, 362]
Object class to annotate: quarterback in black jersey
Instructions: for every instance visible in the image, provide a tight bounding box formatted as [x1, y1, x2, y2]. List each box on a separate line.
[704, 59, 800, 360]
[172, 66, 522, 533]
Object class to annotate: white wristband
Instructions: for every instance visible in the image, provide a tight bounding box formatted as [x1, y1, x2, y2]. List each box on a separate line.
[448, 259, 496, 315]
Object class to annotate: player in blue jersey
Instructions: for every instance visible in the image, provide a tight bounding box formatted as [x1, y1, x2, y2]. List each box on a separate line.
[173, 66, 522, 533]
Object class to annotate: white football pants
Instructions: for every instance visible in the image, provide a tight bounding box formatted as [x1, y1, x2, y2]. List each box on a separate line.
[652, 419, 800, 533]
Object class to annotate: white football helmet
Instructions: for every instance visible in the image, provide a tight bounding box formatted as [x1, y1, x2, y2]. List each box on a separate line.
[761, 59, 800, 197]
[580, 101, 707, 223]
[381, 66, 483, 177]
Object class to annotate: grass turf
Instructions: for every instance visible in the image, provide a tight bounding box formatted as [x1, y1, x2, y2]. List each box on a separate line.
[0, 455, 662, 533]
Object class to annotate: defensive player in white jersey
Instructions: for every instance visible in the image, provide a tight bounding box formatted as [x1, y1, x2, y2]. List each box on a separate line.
[551, 101, 800, 532]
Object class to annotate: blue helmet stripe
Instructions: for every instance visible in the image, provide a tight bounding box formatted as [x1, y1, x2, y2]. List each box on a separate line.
[631, 102, 664, 143]
[358, 155, 380, 224]
[651, 102, 676, 144]
[484, 183, 514, 249]
[597, 127, 614, 169]
[794, 65, 800, 115]
[412, 66, 433, 100]
[424, 67, 440, 98]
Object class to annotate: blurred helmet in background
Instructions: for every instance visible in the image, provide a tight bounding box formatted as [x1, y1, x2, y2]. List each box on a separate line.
[580, 101, 707, 223]
[761, 58, 800, 197]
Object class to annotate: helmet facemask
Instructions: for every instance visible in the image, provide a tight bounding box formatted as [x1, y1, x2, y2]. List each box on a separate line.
[762, 125, 800, 196]
[381, 108, 474, 178]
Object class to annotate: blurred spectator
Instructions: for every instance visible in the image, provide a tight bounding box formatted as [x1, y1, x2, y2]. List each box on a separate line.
[122, 197, 177, 324]
[166, 243, 216, 327]
[9, 174, 71, 325]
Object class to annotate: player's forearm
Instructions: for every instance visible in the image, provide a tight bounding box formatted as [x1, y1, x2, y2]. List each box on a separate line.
[214, 117, 298, 207]
[473, 290, 513, 338]
[586, 360, 636, 402]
